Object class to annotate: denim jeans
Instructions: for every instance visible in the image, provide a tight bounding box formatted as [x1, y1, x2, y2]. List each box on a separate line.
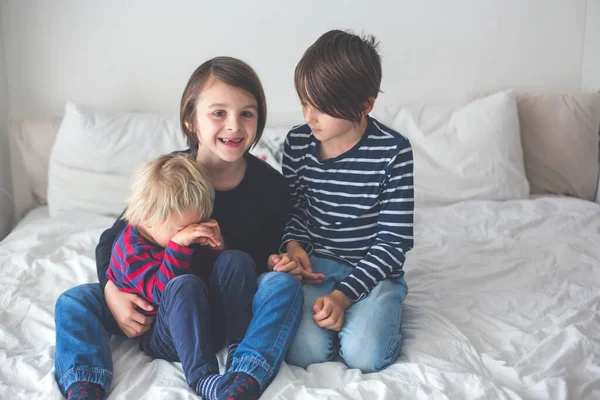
[286, 256, 408, 373]
[138, 250, 257, 392]
[54, 250, 304, 396]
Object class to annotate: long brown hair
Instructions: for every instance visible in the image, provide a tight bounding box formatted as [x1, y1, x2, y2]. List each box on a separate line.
[180, 57, 267, 148]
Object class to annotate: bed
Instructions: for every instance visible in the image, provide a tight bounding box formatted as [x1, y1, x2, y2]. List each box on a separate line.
[1, 92, 599, 399]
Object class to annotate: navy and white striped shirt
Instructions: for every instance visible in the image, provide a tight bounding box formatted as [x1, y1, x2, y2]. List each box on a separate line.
[281, 116, 414, 302]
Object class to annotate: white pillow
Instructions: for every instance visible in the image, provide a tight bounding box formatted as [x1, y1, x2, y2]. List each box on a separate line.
[372, 91, 529, 207]
[249, 139, 282, 172]
[48, 102, 186, 217]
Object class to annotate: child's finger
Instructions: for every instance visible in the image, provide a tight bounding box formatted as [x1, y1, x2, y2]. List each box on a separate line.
[324, 315, 344, 331]
[131, 295, 154, 313]
[274, 260, 300, 274]
[331, 314, 345, 331]
[299, 254, 313, 272]
[194, 227, 214, 237]
[316, 315, 337, 329]
[198, 220, 218, 228]
[301, 270, 325, 281]
[312, 297, 325, 314]
[302, 278, 323, 285]
[313, 302, 332, 321]
[315, 309, 338, 327]
[273, 254, 291, 267]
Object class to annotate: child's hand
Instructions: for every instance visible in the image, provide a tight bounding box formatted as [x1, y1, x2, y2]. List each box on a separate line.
[171, 223, 221, 248]
[268, 253, 302, 280]
[286, 241, 323, 284]
[195, 219, 224, 250]
[312, 290, 352, 331]
[104, 281, 154, 338]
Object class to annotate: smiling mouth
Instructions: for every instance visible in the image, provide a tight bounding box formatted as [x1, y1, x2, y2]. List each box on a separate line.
[218, 138, 243, 144]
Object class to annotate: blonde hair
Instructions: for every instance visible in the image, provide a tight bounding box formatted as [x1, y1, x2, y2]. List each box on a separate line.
[123, 154, 214, 227]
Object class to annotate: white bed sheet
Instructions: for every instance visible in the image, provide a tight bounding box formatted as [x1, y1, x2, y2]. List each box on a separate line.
[0, 197, 599, 399]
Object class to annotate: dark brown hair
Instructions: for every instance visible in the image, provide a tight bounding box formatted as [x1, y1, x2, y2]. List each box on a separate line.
[180, 56, 267, 148]
[295, 30, 382, 122]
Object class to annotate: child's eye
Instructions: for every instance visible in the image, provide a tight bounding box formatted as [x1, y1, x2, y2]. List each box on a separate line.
[241, 111, 255, 118]
[213, 111, 225, 117]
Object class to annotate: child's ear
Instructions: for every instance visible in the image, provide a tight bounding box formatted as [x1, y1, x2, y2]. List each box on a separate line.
[363, 97, 376, 115]
[184, 120, 195, 133]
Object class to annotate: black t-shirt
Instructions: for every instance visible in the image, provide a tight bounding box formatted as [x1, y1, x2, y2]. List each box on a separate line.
[95, 150, 289, 288]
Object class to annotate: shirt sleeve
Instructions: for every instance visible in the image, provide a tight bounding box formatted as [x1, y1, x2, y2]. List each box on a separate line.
[108, 240, 195, 305]
[280, 134, 314, 254]
[336, 144, 415, 302]
[96, 212, 127, 289]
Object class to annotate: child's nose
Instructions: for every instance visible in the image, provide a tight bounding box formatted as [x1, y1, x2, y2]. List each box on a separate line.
[303, 107, 316, 123]
[226, 116, 241, 132]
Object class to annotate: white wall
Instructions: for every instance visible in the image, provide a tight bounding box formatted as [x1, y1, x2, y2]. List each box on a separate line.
[581, 0, 600, 91]
[0, 0, 595, 229]
[0, 0, 589, 119]
[0, 5, 13, 240]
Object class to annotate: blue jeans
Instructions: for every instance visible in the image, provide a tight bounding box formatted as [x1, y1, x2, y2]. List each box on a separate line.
[138, 250, 257, 391]
[286, 256, 408, 373]
[54, 250, 304, 396]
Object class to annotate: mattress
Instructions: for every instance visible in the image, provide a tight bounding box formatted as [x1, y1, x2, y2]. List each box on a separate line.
[0, 197, 598, 399]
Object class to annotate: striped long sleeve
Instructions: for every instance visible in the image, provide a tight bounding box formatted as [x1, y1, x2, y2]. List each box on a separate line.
[280, 131, 314, 253]
[280, 116, 414, 302]
[107, 225, 195, 310]
[337, 146, 414, 301]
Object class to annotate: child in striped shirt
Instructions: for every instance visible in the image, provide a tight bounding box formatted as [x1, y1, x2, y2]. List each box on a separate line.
[107, 153, 259, 400]
[283, 30, 414, 373]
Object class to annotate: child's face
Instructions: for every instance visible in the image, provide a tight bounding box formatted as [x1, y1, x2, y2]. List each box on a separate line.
[302, 103, 357, 143]
[193, 80, 258, 163]
[144, 209, 202, 248]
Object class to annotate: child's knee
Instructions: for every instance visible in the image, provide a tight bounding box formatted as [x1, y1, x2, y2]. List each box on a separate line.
[340, 334, 400, 373]
[286, 322, 336, 368]
[163, 275, 207, 305]
[286, 336, 334, 368]
[259, 271, 302, 292]
[54, 283, 103, 317]
[214, 250, 257, 277]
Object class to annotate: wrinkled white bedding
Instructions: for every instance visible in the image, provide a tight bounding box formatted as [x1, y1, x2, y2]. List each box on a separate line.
[0, 197, 599, 399]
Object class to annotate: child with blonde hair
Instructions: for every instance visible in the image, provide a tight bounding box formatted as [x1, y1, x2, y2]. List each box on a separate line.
[107, 153, 219, 308]
[103, 153, 260, 400]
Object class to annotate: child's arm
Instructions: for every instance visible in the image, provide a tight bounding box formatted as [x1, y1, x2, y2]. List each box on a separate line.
[337, 142, 415, 302]
[109, 223, 218, 305]
[280, 133, 313, 254]
[109, 240, 195, 306]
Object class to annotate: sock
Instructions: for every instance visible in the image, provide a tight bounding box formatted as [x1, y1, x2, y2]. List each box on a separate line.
[66, 381, 105, 400]
[219, 372, 260, 400]
[225, 340, 241, 371]
[196, 372, 260, 400]
[196, 374, 221, 400]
